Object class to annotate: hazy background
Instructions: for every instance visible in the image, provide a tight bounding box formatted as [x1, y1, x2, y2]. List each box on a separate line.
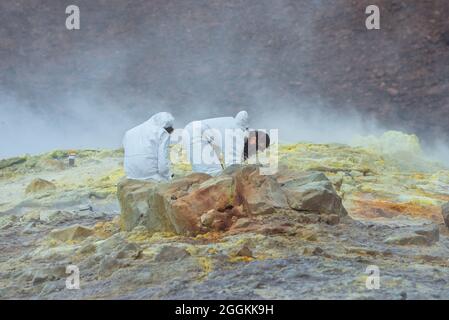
[1, 0, 448, 159]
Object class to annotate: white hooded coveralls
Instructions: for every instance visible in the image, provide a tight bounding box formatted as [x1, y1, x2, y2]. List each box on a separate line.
[123, 112, 174, 181]
[183, 111, 249, 176]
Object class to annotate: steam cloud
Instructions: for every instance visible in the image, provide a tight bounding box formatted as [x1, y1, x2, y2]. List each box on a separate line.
[0, 0, 447, 166]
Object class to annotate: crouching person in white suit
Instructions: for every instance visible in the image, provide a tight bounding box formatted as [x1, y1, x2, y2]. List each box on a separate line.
[123, 112, 175, 181]
[183, 111, 270, 176]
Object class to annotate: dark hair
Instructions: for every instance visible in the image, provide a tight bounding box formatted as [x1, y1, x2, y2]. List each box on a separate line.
[244, 130, 271, 160]
[164, 126, 174, 134]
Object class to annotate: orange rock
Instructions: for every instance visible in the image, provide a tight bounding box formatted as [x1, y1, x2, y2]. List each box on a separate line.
[351, 198, 443, 223]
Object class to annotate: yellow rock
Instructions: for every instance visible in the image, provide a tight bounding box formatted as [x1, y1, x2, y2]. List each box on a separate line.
[25, 178, 56, 194]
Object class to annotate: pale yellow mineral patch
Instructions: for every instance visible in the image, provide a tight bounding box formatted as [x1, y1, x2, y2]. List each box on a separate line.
[352, 130, 422, 157]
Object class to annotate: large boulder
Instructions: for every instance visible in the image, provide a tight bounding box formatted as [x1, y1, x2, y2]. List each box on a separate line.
[118, 166, 348, 235]
[442, 202, 449, 229]
[276, 171, 347, 216]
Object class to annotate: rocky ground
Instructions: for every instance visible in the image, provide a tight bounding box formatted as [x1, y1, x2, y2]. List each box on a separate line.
[1, 131, 449, 300]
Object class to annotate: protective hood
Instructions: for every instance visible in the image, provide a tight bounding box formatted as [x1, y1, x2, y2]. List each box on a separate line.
[123, 111, 174, 181]
[235, 111, 249, 130]
[147, 112, 175, 129]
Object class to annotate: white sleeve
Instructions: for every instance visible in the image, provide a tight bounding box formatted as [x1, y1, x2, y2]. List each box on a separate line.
[158, 131, 171, 180]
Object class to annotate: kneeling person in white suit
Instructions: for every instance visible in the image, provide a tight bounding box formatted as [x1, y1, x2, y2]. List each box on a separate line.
[123, 112, 175, 181]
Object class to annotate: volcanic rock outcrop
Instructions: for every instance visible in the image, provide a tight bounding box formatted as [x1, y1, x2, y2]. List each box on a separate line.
[118, 165, 347, 235]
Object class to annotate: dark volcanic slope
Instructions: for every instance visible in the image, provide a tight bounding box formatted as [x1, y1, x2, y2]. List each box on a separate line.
[1, 0, 448, 140]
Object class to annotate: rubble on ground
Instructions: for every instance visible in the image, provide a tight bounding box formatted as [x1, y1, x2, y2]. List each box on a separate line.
[1, 134, 449, 299]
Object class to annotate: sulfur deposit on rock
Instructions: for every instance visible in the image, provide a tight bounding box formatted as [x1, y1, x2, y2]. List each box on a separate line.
[118, 165, 347, 235]
[25, 178, 56, 194]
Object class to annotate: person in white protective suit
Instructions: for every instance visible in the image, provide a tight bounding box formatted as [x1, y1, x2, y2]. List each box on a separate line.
[123, 112, 175, 181]
[183, 111, 252, 176]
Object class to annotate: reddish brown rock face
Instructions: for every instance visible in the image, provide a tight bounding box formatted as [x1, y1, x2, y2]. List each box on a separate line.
[163, 175, 236, 235]
[118, 166, 348, 236]
[200, 210, 234, 232]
